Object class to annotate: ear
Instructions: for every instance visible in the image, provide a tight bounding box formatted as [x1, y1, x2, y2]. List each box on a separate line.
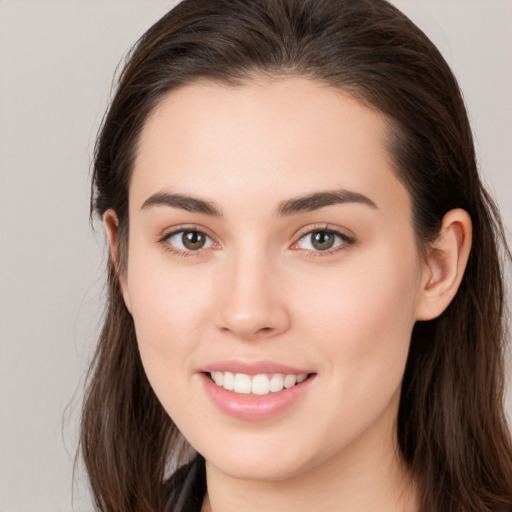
[415, 208, 472, 321]
[103, 209, 132, 313]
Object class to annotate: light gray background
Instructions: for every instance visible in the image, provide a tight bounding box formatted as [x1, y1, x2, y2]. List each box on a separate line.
[0, 1, 510, 511]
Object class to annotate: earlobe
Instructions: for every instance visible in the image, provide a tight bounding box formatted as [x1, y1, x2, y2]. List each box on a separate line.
[415, 209, 472, 321]
[103, 209, 132, 313]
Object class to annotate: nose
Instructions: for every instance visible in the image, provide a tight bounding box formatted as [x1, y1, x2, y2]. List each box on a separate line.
[215, 249, 291, 341]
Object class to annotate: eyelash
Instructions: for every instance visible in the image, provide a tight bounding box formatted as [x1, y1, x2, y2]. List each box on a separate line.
[159, 226, 218, 259]
[159, 225, 356, 259]
[291, 225, 356, 257]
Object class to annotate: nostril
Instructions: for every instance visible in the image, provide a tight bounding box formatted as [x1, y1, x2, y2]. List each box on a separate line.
[216, 303, 291, 340]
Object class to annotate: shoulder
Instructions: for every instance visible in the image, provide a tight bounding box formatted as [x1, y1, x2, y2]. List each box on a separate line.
[163, 454, 206, 512]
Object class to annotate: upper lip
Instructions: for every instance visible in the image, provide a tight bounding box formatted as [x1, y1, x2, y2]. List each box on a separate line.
[199, 360, 313, 376]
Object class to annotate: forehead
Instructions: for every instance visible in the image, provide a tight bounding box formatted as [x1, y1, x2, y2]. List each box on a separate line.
[130, 77, 408, 215]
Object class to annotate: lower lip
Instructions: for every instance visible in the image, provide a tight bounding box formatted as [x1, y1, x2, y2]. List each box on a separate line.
[200, 373, 315, 421]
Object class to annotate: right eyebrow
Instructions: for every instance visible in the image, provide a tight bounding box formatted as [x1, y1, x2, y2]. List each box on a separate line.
[140, 192, 223, 217]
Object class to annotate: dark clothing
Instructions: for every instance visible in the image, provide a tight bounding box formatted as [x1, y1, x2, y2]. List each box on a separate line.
[164, 455, 206, 512]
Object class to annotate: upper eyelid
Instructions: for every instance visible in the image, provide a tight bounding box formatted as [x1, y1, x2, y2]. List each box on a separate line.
[160, 228, 219, 256]
[292, 223, 355, 241]
[159, 224, 216, 241]
[158, 226, 220, 256]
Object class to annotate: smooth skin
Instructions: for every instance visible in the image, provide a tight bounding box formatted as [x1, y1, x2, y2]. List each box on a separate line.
[104, 77, 471, 512]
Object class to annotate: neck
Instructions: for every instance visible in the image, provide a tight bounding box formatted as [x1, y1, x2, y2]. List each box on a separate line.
[201, 404, 418, 512]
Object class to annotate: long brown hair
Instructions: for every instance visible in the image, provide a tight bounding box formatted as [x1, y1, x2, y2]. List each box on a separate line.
[81, 1, 512, 510]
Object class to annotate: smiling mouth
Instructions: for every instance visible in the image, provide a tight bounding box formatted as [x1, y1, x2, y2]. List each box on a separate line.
[207, 371, 312, 396]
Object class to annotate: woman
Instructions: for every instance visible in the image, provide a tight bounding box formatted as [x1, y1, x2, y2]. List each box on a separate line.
[80, 0, 512, 510]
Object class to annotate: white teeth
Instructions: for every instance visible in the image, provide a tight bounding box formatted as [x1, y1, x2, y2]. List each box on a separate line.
[233, 373, 252, 394]
[213, 371, 223, 386]
[210, 371, 309, 395]
[223, 371, 234, 390]
[251, 374, 270, 395]
[284, 374, 297, 388]
[269, 373, 284, 392]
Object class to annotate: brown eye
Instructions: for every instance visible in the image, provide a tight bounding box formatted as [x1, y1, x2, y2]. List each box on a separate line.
[310, 231, 335, 250]
[294, 228, 354, 253]
[165, 229, 214, 252]
[182, 231, 206, 250]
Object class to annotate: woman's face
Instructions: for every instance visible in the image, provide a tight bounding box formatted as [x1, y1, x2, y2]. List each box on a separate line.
[119, 78, 429, 480]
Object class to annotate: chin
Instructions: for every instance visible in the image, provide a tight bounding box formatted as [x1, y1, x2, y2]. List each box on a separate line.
[210, 458, 309, 482]
[201, 439, 324, 482]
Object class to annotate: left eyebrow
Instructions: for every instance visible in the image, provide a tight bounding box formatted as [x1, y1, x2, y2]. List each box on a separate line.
[140, 192, 223, 217]
[276, 189, 378, 216]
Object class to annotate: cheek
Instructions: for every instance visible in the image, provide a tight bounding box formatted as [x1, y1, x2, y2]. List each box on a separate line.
[125, 266, 214, 431]
[124, 245, 215, 386]
[281, 248, 420, 454]
[297, 242, 420, 393]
